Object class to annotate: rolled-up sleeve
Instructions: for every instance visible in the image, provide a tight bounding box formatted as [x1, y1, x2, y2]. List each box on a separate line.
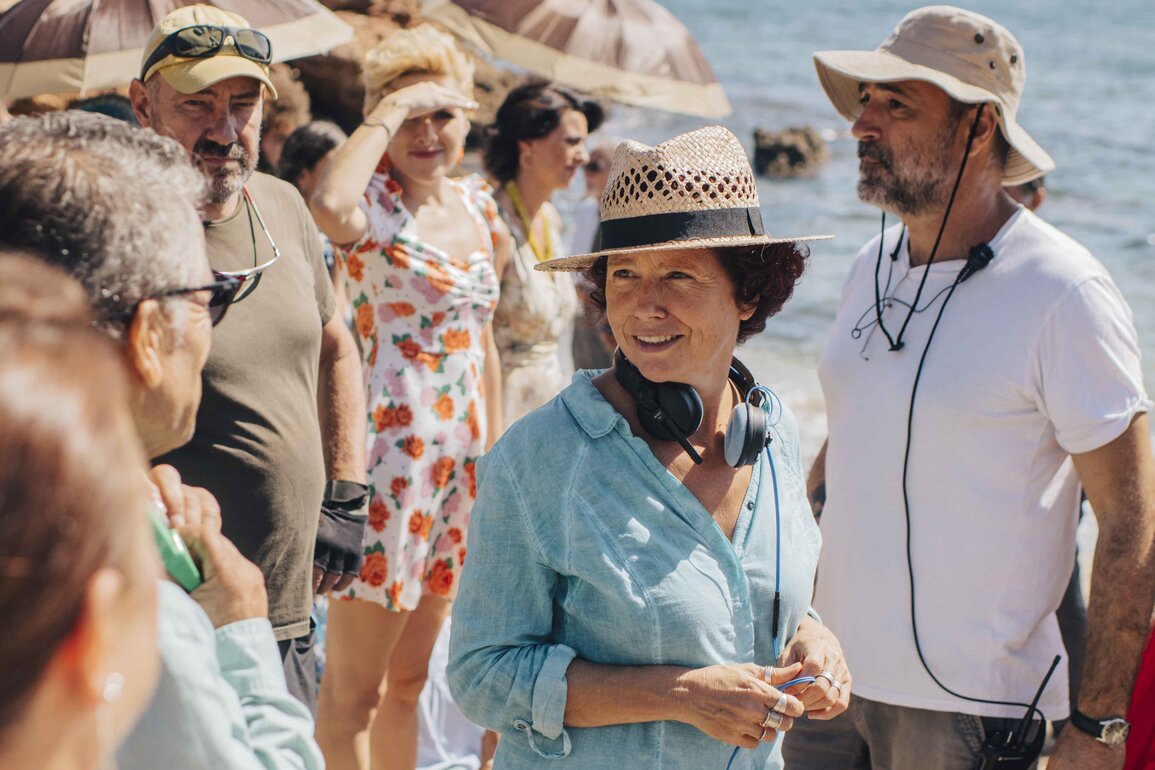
[448, 446, 576, 757]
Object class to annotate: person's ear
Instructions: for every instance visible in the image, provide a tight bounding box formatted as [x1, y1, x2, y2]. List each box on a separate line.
[968, 105, 1001, 160]
[125, 299, 168, 390]
[128, 79, 153, 128]
[55, 568, 127, 706]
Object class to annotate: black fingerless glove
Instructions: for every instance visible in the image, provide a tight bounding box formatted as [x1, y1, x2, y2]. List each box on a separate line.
[315, 480, 370, 576]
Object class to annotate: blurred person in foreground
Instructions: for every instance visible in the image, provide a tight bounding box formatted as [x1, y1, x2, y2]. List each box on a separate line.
[129, 5, 368, 712]
[309, 23, 506, 770]
[485, 80, 605, 427]
[793, 7, 1155, 769]
[0, 254, 161, 770]
[448, 126, 850, 769]
[0, 109, 323, 770]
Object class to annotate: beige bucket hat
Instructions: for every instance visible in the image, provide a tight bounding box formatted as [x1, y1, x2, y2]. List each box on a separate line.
[538, 126, 830, 272]
[140, 5, 278, 98]
[813, 5, 1053, 186]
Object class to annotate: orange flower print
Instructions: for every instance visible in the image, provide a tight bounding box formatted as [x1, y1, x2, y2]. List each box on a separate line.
[389, 301, 416, 317]
[346, 253, 365, 281]
[443, 328, 472, 353]
[466, 400, 480, 440]
[368, 498, 389, 532]
[433, 392, 455, 420]
[432, 457, 455, 488]
[386, 580, 404, 608]
[385, 243, 410, 270]
[385, 177, 402, 195]
[464, 459, 477, 498]
[427, 263, 455, 294]
[448, 527, 463, 544]
[397, 338, 423, 361]
[390, 476, 409, 497]
[458, 547, 467, 566]
[355, 302, 374, 339]
[401, 435, 424, 459]
[373, 404, 395, 431]
[427, 559, 454, 596]
[431, 311, 446, 328]
[408, 510, 432, 539]
[395, 404, 414, 427]
[360, 552, 388, 587]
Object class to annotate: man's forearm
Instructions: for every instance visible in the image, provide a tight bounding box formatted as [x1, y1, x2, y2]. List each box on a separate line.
[1073, 416, 1155, 716]
[318, 321, 366, 484]
[1076, 509, 1155, 715]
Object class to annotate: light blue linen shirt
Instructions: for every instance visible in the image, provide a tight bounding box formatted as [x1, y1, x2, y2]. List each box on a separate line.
[117, 581, 323, 770]
[448, 371, 821, 769]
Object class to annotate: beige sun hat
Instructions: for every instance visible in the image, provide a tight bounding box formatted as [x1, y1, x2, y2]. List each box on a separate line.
[140, 5, 278, 98]
[813, 5, 1054, 186]
[537, 126, 830, 272]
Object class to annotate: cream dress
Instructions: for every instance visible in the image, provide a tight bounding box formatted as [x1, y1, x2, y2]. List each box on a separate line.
[492, 203, 579, 429]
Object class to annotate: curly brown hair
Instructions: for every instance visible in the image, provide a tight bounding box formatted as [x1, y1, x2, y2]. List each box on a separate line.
[584, 243, 808, 344]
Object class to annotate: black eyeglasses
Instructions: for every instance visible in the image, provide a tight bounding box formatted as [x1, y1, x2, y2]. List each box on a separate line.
[153, 275, 244, 326]
[141, 24, 273, 79]
[585, 159, 609, 173]
[215, 187, 281, 304]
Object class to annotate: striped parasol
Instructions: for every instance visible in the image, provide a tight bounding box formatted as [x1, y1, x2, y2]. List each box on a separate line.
[423, 0, 731, 118]
[0, 0, 353, 100]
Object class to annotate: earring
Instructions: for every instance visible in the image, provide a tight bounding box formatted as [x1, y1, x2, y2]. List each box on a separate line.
[456, 147, 465, 164]
[103, 672, 125, 703]
[97, 673, 124, 770]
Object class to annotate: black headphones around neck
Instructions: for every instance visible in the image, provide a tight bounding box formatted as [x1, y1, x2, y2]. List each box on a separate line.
[612, 349, 774, 467]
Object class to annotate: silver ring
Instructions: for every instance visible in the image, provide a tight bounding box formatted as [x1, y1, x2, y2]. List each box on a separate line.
[773, 692, 789, 713]
[761, 709, 784, 730]
[817, 670, 842, 691]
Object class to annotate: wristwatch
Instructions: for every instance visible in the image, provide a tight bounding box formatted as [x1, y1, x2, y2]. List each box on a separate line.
[1069, 708, 1130, 748]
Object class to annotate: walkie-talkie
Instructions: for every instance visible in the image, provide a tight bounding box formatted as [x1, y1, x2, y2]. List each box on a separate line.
[973, 655, 1061, 769]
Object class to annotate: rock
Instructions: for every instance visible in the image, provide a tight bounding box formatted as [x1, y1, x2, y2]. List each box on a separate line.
[752, 126, 830, 178]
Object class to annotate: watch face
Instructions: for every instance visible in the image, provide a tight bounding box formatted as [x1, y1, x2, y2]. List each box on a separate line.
[1101, 719, 1130, 747]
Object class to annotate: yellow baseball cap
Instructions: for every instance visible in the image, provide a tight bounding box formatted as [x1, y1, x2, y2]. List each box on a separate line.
[139, 5, 278, 98]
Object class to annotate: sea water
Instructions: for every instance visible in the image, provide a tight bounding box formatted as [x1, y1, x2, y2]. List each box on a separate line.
[570, 0, 1155, 462]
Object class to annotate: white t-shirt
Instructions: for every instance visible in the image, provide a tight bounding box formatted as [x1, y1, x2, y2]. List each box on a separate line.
[815, 207, 1149, 720]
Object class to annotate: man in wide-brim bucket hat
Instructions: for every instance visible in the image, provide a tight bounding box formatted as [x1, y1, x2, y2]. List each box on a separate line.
[536, 125, 829, 271]
[813, 4, 1052, 187]
[790, 7, 1155, 770]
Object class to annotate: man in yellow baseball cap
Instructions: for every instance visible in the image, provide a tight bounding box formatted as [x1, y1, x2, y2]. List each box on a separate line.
[129, 4, 368, 721]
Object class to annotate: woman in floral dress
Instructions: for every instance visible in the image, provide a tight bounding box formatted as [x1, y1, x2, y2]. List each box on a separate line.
[484, 81, 604, 428]
[310, 24, 507, 770]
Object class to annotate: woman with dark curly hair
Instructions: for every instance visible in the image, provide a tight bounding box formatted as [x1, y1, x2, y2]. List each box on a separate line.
[448, 126, 853, 769]
[484, 80, 604, 428]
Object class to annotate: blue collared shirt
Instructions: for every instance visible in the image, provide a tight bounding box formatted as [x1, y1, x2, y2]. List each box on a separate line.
[448, 371, 821, 769]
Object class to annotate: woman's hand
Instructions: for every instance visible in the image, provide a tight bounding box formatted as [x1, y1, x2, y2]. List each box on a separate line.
[369, 81, 477, 126]
[778, 616, 852, 719]
[673, 662, 806, 749]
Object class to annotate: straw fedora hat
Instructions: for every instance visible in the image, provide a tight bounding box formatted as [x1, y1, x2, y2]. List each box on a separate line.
[537, 126, 830, 272]
[813, 5, 1054, 186]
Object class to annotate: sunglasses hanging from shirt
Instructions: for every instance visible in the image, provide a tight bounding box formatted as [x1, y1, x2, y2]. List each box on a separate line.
[141, 25, 273, 80]
[210, 186, 282, 310]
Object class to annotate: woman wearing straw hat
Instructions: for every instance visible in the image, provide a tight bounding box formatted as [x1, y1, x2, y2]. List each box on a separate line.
[448, 126, 851, 769]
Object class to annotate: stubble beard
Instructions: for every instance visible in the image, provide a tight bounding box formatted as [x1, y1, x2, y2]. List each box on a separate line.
[856, 122, 960, 217]
[192, 137, 256, 205]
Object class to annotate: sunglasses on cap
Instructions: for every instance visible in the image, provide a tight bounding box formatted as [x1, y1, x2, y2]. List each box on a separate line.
[141, 24, 273, 80]
[152, 275, 244, 326]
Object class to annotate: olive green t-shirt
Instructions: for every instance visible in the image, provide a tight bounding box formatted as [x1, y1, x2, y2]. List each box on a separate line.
[157, 172, 335, 640]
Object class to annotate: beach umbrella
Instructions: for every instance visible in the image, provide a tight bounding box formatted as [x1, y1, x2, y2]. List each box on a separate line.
[423, 0, 732, 118]
[0, 0, 353, 100]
